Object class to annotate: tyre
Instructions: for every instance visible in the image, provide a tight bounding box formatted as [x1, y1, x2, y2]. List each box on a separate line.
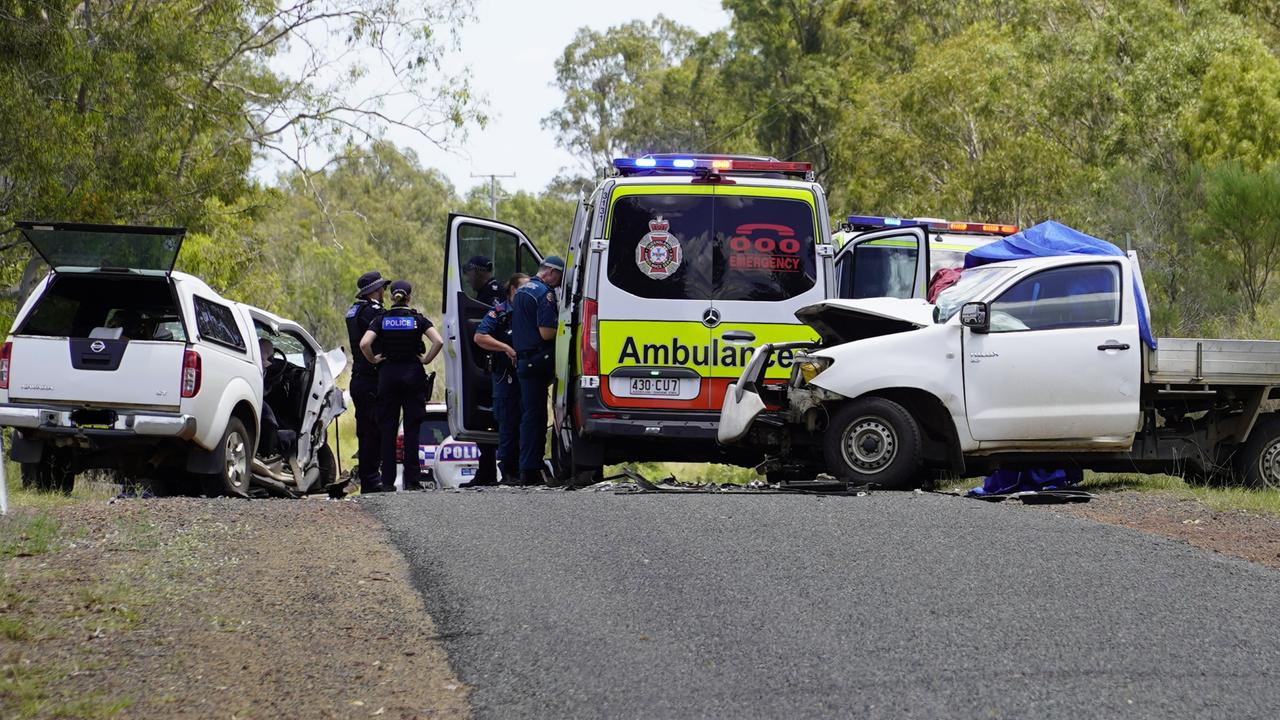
[555, 432, 603, 488]
[317, 442, 338, 488]
[1234, 413, 1280, 489]
[202, 417, 253, 497]
[20, 453, 75, 494]
[822, 397, 924, 490]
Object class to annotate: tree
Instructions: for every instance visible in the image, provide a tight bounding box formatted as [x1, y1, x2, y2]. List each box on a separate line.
[1200, 161, 1280, 320]
[1182, 36, 1280, 169]
[542, 16, 699, 173]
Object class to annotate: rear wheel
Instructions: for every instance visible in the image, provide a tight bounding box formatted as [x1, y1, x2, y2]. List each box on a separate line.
[556, 431, 603, 488]
[20, 452, 75, 494]
[822, 397, 924, 490]
[1234, 413, 1280, 489]
[202, 418, 253, 497]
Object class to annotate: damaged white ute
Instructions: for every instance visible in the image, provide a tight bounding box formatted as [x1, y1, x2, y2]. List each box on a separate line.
[721, 254, 1280, 490]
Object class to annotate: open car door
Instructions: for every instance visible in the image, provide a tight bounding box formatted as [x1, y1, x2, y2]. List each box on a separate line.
[833, 226, 929, 300]
[442, 214, 542, 442]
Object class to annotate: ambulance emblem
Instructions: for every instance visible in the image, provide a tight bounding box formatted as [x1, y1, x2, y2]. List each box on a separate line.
[636, 216, 682, 280]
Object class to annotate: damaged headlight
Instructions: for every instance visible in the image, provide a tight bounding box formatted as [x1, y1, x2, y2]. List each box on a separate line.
[794, 354, 832, 385]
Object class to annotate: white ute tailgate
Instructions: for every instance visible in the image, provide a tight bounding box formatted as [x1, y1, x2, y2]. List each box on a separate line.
[7, 337, 183, 409]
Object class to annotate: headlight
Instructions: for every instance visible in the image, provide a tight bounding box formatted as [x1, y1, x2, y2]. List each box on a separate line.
[795, 354, 832, 384]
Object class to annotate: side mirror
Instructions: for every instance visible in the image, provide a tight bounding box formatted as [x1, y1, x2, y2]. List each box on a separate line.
[959, 302, 990, 333]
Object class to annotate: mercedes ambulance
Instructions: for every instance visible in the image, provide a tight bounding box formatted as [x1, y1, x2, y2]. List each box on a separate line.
[440, 154, 1012, 485]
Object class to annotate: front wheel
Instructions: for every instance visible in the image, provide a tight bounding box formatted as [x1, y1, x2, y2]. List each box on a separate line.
[822, 397, 924, 490]
[1234, 413, 1280, 489]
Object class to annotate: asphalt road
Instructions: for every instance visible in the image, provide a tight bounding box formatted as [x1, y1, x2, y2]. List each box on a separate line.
[364, 489, 1280, 719]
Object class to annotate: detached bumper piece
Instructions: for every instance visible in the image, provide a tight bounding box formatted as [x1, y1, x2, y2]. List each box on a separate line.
[0, 403, 196, 440]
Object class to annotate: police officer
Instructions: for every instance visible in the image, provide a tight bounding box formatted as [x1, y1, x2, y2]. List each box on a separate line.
[464, 255, 503, 484]
[346, 271, 389, 493]
[511, 256, 564, 486]
[472, 273, 530, 485]
[464, 255, 503, 306]
[359, 281, 443, 492]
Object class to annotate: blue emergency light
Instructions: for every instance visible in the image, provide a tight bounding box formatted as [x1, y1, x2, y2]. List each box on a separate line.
[612, 154, 814, 180]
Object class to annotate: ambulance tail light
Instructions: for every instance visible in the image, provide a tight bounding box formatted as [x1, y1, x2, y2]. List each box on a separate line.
[0, 342, 11, 390]
[581, 298, 600, 377]
[181, 349, 201, 398]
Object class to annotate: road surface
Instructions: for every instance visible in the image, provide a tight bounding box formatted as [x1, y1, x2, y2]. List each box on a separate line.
[365, 490, 1280, 719]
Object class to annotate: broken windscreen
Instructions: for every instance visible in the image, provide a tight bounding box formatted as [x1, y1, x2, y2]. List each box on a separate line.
[16, 221, 185, 274]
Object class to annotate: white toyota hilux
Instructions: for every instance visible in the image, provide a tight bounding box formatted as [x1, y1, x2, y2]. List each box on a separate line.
[0, 222, 347, 497]
[721, 254, 1280, 490]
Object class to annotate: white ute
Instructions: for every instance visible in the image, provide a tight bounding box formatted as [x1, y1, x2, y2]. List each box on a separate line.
[722, 254, 1280, 490]
[0, 222, 347, 497]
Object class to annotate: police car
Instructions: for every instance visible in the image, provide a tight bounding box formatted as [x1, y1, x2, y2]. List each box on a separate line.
[394, 403, 480, 489]
[440, 154, 1014, 485]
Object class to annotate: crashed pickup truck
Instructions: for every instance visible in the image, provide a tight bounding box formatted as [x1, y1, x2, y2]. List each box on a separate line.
[720, 253, 1280, 490]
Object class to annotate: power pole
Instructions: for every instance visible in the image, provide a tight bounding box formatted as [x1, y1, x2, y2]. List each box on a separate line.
[471, 172, 516, 219]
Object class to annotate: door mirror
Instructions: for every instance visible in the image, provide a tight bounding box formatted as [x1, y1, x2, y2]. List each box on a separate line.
[960, 302, 990, 333]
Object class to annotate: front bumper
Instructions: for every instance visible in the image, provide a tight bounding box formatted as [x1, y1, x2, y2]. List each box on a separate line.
[717, 341, 819, 445]
[0, 403, 197, 440]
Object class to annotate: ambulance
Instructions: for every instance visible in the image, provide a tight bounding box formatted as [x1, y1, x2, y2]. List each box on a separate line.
[440, 154, 1012, 485]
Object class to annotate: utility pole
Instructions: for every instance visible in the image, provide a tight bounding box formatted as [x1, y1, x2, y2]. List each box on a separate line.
[471, 172, 516, 219]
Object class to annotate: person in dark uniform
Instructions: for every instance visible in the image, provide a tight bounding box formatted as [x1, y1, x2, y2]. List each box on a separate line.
[464, 255, 504, 485]
[464, 255, 503, 306]
[511, 256, 564, 486]
[472, 273, 530, 486]
[346, 271, 389, 493]
[359, 280, 443, 492]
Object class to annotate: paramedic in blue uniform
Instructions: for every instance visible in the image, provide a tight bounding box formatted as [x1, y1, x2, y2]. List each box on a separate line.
[345, 271, 388, 493]
[472, 273, 530, 485]
[511, 256, 564, 486]
[359, 280, 443, 492]
[464, 255, 504, 485]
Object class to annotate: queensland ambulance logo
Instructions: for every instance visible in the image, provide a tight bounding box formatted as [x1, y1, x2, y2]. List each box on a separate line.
[636, 216, 682, 279]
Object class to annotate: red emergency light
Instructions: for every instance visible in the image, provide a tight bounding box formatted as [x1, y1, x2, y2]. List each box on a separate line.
[613, 155, 813, 180]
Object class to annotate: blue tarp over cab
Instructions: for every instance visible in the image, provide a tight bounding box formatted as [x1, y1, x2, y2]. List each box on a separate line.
[963, 220, 1156, 349]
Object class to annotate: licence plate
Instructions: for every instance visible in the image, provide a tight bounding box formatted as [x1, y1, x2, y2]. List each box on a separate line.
[629, 377, 680, 397]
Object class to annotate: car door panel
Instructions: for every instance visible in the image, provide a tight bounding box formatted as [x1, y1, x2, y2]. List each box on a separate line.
[443, 214, 541, 442]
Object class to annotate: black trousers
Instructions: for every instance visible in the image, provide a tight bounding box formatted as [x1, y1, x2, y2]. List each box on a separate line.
[351, 371, 381, 487]
[377, 361, 428, 488]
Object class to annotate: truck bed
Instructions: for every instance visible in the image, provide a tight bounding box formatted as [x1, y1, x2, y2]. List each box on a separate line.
[1148, 338, 1280, 385]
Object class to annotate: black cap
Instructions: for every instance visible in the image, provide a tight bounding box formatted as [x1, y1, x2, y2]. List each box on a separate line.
[463, 255, 494, 272]
[390, 279, 413, 296]
[356, 270, 389, 298]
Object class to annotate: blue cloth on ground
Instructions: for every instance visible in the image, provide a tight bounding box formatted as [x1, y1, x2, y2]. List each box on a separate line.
[967, 468, 1084, 497]
[963, 220, 1155, 350]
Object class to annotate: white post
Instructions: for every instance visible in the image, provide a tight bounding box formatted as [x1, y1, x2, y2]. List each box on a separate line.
[0, 435, 8, 515]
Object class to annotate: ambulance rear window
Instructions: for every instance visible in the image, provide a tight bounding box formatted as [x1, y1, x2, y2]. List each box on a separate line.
[607, 194, 816, 301]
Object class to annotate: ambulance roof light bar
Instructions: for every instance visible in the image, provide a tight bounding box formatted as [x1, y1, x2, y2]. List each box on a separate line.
[612, 154, 814, 180]
[844, 214, 1018, 236]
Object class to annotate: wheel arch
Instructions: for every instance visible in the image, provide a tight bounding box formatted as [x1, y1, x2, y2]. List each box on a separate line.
[853, 387, 963, 472]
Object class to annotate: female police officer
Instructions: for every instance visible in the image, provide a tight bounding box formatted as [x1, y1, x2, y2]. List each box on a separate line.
[472, 273, 529, 485]
[359, 280, 443, 492]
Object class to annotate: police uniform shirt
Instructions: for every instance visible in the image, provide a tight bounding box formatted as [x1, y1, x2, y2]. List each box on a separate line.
[476, 300, 513, 339]
[368, 307, 432, 360]
[346, 298, 383, 374]
[511, 277, 557, 353]
[476, 278, 503, 307]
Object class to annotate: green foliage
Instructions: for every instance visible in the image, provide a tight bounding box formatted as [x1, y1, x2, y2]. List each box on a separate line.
[1183, 37, 1280, 169]
[1199, 161, 1280, 318]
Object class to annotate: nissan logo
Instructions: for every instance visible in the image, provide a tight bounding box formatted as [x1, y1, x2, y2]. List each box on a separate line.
[90, 340, 106, 353]
[702, 307, 721, 328]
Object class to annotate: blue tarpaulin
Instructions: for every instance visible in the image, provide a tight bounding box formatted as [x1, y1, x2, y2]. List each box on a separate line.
[963, 220, 1156, 350]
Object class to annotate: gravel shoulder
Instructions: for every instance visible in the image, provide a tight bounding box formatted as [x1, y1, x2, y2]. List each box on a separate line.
[1039, 488, 1280, 570]
[1, 496, 468, 720]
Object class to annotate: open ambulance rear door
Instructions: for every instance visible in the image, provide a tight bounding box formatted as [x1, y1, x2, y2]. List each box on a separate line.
[442, 214, 542, 442]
